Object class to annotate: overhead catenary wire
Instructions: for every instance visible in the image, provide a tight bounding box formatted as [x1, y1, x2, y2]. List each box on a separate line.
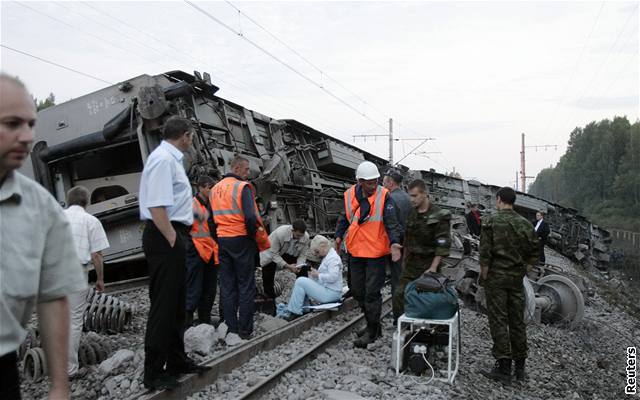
[0, 44, 113, 85]
[539, 1, 606, 143]
[12, 1, 343, 135]
[592, 49, 638, 110]
[560, 3, 639, 133]
[10, 1, 446, 165]
[224, 0, 389, 119]
[76, 1, 344, 135]
[14, 1, 175, 73]
[222, 1, 456, 167]
[184, 0, 388, 134]
[591, 16, 639, 110]
[54, 1, 183, 72]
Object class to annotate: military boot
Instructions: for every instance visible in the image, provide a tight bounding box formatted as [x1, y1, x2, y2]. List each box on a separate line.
[481, 359, 512, 384]
[514, 359, 527, 381]
[356, 323, 381, 338]
[354, 323, 380, 348]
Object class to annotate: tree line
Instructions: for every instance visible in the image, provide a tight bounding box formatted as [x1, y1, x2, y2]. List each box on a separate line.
[529, 116, 639, 231]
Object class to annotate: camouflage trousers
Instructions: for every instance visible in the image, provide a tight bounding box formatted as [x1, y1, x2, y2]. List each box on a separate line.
[392, 255, 435, 320]
[485, 273, 528, 360]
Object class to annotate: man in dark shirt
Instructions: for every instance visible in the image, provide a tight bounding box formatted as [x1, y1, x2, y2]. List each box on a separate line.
[383, 171, 412, 299]
[534, 211, 550, 264]
[466, 203, 482, 236]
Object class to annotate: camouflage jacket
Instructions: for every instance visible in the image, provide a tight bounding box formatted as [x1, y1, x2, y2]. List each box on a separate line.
[404, 204, 451, 259]
[479, 209, 539, 277]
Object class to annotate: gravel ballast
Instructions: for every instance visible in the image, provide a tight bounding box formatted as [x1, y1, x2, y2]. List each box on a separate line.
[19, 251, 638, 399]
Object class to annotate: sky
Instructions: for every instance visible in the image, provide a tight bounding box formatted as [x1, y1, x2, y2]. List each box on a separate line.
[1, 0, 638, 189]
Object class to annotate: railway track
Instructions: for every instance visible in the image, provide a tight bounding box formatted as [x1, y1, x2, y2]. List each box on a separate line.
[129, 296, 391, 400]
[104, 276, 149, 295]
[238, 297, 393, 400]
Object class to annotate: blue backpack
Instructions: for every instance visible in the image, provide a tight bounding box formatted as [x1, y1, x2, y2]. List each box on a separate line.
[404, 273, 459, 320]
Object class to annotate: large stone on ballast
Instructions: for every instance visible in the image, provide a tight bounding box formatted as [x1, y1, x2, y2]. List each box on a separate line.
[98, 349, 134, 375]
[184, 324, 216, 355]
[258, 314, 288, 332]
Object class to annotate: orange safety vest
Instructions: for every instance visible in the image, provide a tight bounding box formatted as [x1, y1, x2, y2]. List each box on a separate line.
[190, 197, 219, 265]
[210, 176, 271, 251]
[344, 184, 391, 258]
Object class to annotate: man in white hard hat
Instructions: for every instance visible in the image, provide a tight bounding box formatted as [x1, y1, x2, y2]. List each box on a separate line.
[335, 161, 403, 348]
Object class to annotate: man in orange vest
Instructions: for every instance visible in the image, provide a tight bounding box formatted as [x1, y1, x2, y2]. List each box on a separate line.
[335, 161, 403, 348]
[210, 156, 263, 346]
[185, 176, 220, 327]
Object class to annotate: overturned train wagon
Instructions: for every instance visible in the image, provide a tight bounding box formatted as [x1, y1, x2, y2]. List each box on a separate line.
[22, 70, 389, 266]
[22, 70, 610, 272]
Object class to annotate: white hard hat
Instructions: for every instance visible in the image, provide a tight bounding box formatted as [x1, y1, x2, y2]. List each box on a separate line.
[355, 161, 380, 180]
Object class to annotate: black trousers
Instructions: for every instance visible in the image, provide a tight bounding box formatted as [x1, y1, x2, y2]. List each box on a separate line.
[538, 238, 546, 264]
[185, 241, 218, 321]
[350, 256, 386, 333]
[0, 352, 20, 400]
[262, 253, 308, 299]
[218, 236, 258, 335]
[143, 221, 190, 380]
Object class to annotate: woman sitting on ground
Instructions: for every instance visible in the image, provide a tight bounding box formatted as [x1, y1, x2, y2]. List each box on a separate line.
[281, 235, 343, 321]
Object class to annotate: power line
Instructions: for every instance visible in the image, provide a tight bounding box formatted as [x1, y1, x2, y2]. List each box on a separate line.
[11, 1, 343, 135]
[593, 49, 638, 110]
[14, 1, 173, 72]
[539, 1, 606, 142]
[0, 44, 113, 84]
[223, 1, 460, 168]
[394, 137, 435, 166]
[591, 17, 639, 109]
[184, 0, 388, 133]
[224, 0, 389, 119]
[561, 3, 639, 132]
[76, 1, 344, 134]
[54, 1, 177, 67]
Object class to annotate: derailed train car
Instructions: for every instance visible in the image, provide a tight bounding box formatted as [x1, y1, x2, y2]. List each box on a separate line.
[22, 70, 389, 266]
[406, 169, 611, 271]
[21, 70, 610, 273]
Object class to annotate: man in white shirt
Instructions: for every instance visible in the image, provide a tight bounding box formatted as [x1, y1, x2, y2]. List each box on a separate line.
[63, 186, 109, 378]
[139, 116, 210, 390]
[260, 220, 310, 300]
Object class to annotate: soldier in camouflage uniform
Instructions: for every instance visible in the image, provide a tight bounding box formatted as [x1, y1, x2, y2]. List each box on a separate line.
[479, 187, 538, 383]
[392, 179, 451, 321]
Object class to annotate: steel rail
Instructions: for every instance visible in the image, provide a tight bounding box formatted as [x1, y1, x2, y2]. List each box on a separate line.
[131, 297, 361, 400]
[238, 296, 392, 400]
[104, 276, 149, 295]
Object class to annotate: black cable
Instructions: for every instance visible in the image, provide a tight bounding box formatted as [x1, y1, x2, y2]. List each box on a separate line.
[224, 0, 389, 119]
[184, 0, 388, 134]
[0, 44, 113, 84]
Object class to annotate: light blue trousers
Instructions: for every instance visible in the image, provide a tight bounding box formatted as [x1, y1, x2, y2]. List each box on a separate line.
[286, 277, 341, 315]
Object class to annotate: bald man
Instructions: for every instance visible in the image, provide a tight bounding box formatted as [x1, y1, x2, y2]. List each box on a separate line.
[0, 73, 86, 400]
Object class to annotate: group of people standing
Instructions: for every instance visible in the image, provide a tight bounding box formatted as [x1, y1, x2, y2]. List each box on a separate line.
[333, 162, 452, 348]
[138, 120, 278, 390]
[0, 73, 552, 399]
[335, 162, 545, 385]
